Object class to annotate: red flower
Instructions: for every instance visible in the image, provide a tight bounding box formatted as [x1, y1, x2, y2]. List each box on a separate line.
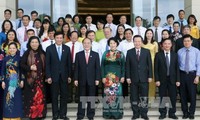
[43, 38, 48, 42]
[116, 52, 121, 59]
[106, 53, 110, 58]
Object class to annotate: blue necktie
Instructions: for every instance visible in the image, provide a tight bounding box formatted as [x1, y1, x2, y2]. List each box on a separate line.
[106, 44, 109, 51]
[58, 46, 61, 60]
[185, 49, 189, 73]
[18, 19, 21, 28]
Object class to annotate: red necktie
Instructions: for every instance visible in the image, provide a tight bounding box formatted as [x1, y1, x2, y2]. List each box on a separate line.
[71, 43, 75, 63]
[137, 50, 140, 61]
[85, 51, 89, 64]
[24, 27, 28, 41]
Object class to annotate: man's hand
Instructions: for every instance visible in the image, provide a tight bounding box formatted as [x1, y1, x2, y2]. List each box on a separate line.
[74, 80, 78, 87]
[148, 78, 152, 83]
[120, 77, 125, 83]
[2, 81, 5, 89]
[127, 78, 131, 85]
[95, 80, 99, 86]
[156, 81, 160, 87]
[19, 81, 24, 88]
[194, 76, 199, 84]
[47, 78, 52, 84]
[68, 77, 71, 83]
[102, 78, 106, 84]
[176, 82, 180, 87]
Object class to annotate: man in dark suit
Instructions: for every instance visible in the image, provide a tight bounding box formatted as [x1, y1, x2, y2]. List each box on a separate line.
[175, 25, 199, 52]
[154, 38, 180, 119]
[46, 32, 72, 120]
[126, 35, 153, 120]
[74, 38, 101, 120]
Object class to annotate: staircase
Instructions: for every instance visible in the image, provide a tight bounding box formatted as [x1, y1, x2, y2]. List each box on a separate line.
[45, 97, 200, 120]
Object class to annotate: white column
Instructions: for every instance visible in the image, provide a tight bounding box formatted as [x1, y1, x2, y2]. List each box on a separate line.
[185, 0, 200, 26]
[0, 0, 16, 21]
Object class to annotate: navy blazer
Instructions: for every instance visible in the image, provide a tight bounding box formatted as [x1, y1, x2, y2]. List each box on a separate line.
[126, 48, 153, 83]
[45, 44, 71, 82]
[74, 50, 101, 86]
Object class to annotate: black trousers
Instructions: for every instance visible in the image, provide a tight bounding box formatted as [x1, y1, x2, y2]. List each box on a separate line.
[77, 84, 96, 119]
[180, 71, 197, 115]
[0, 84, 3, 120]
[51, 75, 68, 117]
[158, 77, 177, 115]
[68, 64, 78, 100]
[130, 82, 149, 116]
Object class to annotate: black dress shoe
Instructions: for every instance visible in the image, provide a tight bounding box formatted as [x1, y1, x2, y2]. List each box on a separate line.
[169, 114, 178, 119]
[182, 114, 188, 119]
[52, 116, 59, 120]
[76, 118, 82, 120]
[189, 114, 194, 119]
[141, 115, 149, 120]
[60, 116, 69, 120]
[132, 115, 139, 119]
[159, 114, 166, 119]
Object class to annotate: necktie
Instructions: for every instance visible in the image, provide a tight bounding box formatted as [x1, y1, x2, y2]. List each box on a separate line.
[106, 43, 109, 51]
[155, 28, 158, 42]
[166, 52, 170, 76]
[138, 27, 141, 35]
[85, 51, 89, 64]
[137, 50, 140, 61]
[180, 21, 184, 34]
[24, 27, 28, 41]
[36, 29, 39, 36]
[58, 46, 61, 60]
[71, 43, 75, 63]
[18, 19, 21, 28]
[51, 40, 53, 45]
[185, 49, 189, 73]
[169, 26, 172, 34]
[88, 24, 91, 31]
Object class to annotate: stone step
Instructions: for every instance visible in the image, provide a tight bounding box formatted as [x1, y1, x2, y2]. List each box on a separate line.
[44, 116, 200, 120]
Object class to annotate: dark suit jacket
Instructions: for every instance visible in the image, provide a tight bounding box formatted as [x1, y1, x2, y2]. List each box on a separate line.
[126, 48, 153, 83]
[175, 37, 199, 52]
[45, 44, 71, 82]
[74, 50, 101, 86]
[154, 51, 180, 84]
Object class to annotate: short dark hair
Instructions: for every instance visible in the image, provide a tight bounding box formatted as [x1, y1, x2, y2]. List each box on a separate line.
[182, 34, 193, 41]
[106, 13, 114, 18]
[17, 8, 24, 13]
[86, 30, 95, 37]
[161, 38, 173, 45]
[48, 27, 56, 33]
[31, 10, 38, 15]
[4, 9, 11, 14]
[22, 15, 30, 20]
[183, 25, 191, 30]
[187, 14, 197, 25]
[133, 35, 143, 42]
[124, 28, 133, 35]
[153, 16, 161, 21]
[167, 14, 175, 20]
[85, 14, 92, 19]
[135, 16, 143, 21]
[65, 14, 72, 19]
[178, 9, 185, 14]
[26, 29, 35, 34]
[173, 21, 180, 26]
[54, 32, 64, 38]
[34, 18, 42, 23]
[70, 31, 79, 37]
[107, 37, 119, 46]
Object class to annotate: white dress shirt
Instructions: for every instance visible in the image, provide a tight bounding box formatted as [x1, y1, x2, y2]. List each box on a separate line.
[132, 26, 147, 39]
[65, 41, 83, 63]
[29, 20, 34, 27]
[20, 41, 28, 57]
[149, 26, 163, 42]
[163, 24, 174, 33]
[86, 23, 97, 32]
[105, 23, 117, 37]
[42, 39, 55, 52]
[99, 38, 110, 57]
[118, 39, 135, 58]
[118, 24, 132, 29]
[15, 18, 23, 29]
[16, 26, 36, 44]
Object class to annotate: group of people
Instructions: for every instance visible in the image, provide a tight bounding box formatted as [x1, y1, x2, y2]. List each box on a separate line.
[0, 8, 200, 120]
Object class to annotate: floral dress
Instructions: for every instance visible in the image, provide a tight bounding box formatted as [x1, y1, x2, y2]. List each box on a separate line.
[1, 54, 24, 119]
[101, 50, 125, 119]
